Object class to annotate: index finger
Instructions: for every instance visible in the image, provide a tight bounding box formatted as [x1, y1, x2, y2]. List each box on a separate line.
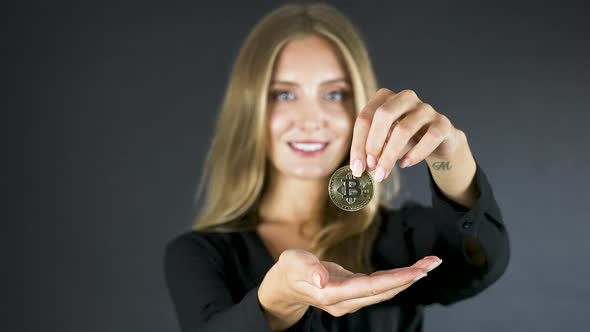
[370, 255, 442, 277]
[350, 88, 394, 176]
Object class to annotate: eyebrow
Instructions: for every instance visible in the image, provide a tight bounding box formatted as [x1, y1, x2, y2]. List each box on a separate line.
[270, 78, 351, 86]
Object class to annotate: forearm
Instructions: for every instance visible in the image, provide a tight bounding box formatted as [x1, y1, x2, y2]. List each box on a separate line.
[425, 129, 479, 209]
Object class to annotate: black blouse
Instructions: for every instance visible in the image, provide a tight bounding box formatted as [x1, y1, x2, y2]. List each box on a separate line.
[163, 161, 510, 332]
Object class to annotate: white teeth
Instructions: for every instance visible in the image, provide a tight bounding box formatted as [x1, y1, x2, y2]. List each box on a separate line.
[289, 142, 327, 152]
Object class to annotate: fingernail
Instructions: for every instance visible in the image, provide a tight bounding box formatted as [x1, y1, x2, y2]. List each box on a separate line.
[426, 259, 442, 272]
[367, 154, 376, 169]
[312, 272, 322, 289]
[351, 159, 363, 177]
[374, 166, 385, 182]
[400, 158, 411, 168]
[413, 273, 427, 282]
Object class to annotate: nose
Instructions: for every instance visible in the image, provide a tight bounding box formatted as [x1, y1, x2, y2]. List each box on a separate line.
[296, 101, 327, 131]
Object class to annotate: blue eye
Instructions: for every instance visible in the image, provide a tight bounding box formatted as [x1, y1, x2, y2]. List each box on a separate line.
[270, 90, 295, 101]
[269, 90, 349, 102]
[326, 91, 347, 101]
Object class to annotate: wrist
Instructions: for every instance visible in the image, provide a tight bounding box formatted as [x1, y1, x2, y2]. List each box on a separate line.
[258, 277, 308, 331]
[425, 129, 479, 208]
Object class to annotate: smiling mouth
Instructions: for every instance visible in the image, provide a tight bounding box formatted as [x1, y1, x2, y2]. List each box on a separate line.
[287, 141, 329, 155]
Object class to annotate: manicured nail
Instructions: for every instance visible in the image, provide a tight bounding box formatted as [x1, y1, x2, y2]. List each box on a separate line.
[312, 272, 322, 289]
[374, 166, 385, 182]
[426, 259, 442, 272]
[400, 158, 411, 168]
[351, 159, 363, 177]
[413, 273, 427, 282]
[367, 154, 376, 169]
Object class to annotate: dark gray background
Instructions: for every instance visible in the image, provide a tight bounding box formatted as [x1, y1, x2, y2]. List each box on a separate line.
[22, 0, 590, 331]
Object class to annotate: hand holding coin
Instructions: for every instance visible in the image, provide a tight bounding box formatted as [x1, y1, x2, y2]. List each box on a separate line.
[349, 88, 462, 182]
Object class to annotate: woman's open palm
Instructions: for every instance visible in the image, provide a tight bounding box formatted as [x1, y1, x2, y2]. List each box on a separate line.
[259, 249, 442, 321]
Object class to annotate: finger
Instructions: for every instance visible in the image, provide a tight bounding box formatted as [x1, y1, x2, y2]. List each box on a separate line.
[324, 257, 442, 313]
[374, 104, 433, 182]
[280, 249, 329, 289]
[369, 255, 441, 277]
[298, 258, 438, 308]
[311, 264, 330, 289]
[383, 118, 401, 145]
[350, 88, 392, 176]
[324, 277, 419, 316]
[365, 90, 420, 171]
[410, 255, 443, 273]
[310, 266, 427, 305]
[383, 119, 413, 159]
[399, 116, 452, 169]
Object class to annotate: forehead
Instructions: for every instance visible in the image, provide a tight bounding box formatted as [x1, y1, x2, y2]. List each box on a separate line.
[272, 35, 349, 83]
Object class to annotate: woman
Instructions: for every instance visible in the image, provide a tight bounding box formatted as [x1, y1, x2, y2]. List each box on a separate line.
[164, 2, 510, 331]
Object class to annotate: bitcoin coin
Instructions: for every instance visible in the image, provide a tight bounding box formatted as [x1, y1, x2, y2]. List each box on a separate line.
[328, 165, 374, 211]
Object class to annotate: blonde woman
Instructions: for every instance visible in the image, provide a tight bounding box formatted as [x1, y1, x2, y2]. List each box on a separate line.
[164, 2, 510, 332]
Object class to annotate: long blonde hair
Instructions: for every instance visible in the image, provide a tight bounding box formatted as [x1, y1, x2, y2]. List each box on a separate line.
[192, 2, 401, 273]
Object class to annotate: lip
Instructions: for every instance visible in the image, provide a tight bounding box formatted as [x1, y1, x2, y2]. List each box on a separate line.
[287, 141, 329, 157]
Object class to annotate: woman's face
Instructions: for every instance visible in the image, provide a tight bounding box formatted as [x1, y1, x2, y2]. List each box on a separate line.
[267, 35, 355, 180]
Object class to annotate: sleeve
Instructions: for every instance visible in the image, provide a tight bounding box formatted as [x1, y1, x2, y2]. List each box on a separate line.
[163, 232, 275, 332]
[383, 159, 510, 306]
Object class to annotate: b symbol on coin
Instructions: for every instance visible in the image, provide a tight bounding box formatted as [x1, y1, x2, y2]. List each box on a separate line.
[328, 165, 374, 211]
[342, 176, 361, 204]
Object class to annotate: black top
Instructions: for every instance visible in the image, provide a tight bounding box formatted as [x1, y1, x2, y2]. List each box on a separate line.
[163, 162, 510, 332]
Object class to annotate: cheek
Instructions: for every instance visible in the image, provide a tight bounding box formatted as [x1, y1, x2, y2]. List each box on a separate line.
[268, 112, 293, 156]
[330, 113, 354, 137]
[269, 112, 290, 138]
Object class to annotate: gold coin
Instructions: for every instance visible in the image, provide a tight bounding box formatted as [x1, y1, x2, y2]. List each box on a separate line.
[328, 165, 374, 211]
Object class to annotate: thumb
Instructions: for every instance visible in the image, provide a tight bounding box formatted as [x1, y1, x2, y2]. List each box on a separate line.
[281, 249, 330, 289]
[309, 261, 329, 289]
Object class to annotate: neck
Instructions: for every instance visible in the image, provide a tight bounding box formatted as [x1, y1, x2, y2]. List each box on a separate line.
[257, 167, 329, 233]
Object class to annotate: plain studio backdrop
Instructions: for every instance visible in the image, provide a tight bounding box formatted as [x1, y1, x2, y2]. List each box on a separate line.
[21, 0, 589, 331]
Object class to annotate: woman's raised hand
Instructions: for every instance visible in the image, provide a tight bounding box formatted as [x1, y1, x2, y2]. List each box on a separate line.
[258, 249, 442, 331]
[350, 88, 461, 181]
